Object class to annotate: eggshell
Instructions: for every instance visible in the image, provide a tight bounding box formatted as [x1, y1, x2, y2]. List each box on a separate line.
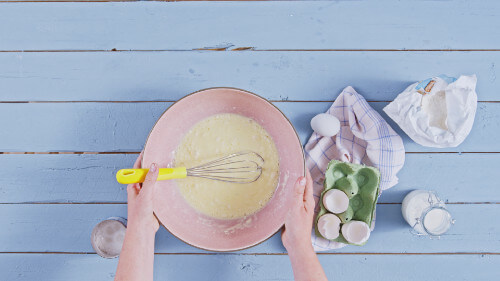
[323, 189, 349, 214]
[317, 213, 341, 240]
[341, 220, 370, 245]
[311, 113, 341, 137]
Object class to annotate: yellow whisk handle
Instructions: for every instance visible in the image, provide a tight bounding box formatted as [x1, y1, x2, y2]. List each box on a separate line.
[116, 168, 187, 184]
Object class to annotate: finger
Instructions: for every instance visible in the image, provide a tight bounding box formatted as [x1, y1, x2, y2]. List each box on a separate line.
[293, 176, 307, 202]
[133, 151, 143, 169]
[304, 170, 315, 210]
[142, 163, 159, 196]
[127, 183, 139, 200]
[304, 170, 313, 201]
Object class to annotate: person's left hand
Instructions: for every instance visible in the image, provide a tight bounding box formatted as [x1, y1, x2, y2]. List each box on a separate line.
[126, 152, 160, 234]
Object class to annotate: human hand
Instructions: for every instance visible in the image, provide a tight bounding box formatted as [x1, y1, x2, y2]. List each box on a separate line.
[116, 153, 159, 281]
[126, 152, 160, 234]
[281, 170, 315, 253]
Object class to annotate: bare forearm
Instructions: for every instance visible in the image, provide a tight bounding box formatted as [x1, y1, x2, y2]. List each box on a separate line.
[115, 223, 156, 281]
[288, 245, 328, 281]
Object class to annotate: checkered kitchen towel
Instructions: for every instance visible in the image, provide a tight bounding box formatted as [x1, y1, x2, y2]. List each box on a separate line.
[307, 86, 405, 251]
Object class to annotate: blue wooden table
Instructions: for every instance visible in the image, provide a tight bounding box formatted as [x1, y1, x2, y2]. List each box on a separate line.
[0, 1, 499, 280]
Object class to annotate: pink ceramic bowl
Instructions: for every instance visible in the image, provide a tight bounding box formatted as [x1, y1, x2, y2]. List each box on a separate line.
[142, 88, 304, 251]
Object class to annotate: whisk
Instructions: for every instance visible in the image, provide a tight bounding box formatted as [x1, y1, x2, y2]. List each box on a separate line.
[116, 151, 264, 184]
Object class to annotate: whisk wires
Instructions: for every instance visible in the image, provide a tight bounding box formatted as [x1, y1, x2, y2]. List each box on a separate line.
[186, 151, 264, 184]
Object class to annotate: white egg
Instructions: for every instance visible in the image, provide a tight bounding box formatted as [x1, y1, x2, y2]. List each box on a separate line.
[341, 220, 370, 245]
[317, 213, 341, 240]
[322, 189, 349, 214]
[311, 113, 341, 137]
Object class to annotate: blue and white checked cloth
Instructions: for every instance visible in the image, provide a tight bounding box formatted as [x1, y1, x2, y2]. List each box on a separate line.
[306, 86, 405, 251]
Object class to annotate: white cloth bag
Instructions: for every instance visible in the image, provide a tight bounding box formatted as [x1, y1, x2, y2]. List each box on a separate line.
[383, 75, 478, 148]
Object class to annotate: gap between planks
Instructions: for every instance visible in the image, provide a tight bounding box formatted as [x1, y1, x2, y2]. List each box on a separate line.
[0, 101, 498, 103]
[1, 49, 500, 52]
[0, 0, 278, 3]
[1, 152, 499, 154]
[0, 251, 498, 255]
[0, 202, 497, 205]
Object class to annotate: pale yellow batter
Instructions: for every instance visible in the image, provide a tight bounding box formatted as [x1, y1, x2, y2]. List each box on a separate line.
[175, 113, 280, 219]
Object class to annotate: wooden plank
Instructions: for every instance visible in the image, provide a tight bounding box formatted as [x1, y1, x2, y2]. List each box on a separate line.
[1, 0, 117, 1]
[0, 51, 497, 101]
[1, 1, 500, 50]
[1, 153, 498, 203]
[1, 253, 498, 281]
[0, 0, 126, 1]
[0, 204, 497, 253]
[0, 154, 134, 203]
[0, 102, 498, 152]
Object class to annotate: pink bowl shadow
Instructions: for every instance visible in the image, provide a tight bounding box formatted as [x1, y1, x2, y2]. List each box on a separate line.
[143, 88, 304, 251]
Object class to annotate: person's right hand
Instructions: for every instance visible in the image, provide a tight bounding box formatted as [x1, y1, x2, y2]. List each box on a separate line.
[281, 170, 315, 252]
[281, 171, 328, 281]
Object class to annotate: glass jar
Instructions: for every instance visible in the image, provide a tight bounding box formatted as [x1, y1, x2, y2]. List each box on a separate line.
[401, 190, 455, 237]
[91, 217, 127, 258]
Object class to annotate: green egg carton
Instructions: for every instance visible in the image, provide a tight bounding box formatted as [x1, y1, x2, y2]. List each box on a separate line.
[315, 160, 381, 245]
